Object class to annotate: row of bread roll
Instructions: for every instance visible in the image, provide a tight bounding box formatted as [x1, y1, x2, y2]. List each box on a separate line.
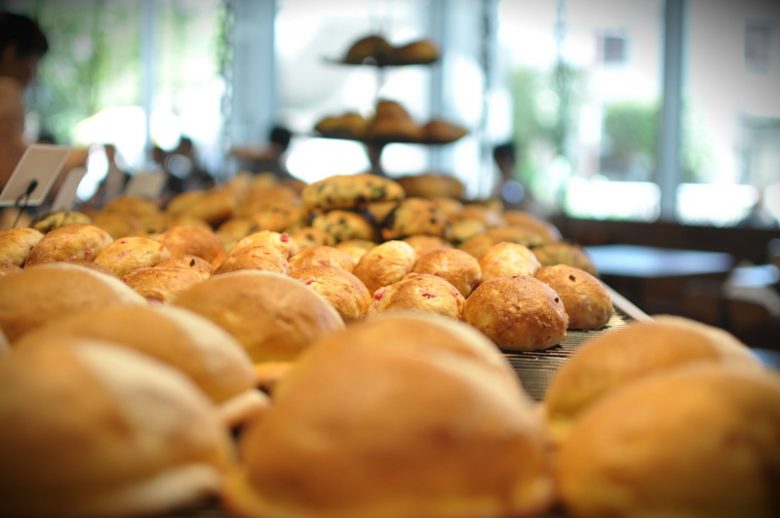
[343, 34, 440, 65]
[540, 316, 779, 517]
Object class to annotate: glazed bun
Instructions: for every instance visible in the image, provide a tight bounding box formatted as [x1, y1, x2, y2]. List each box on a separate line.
[463, 275, 568, 351]
[535, 264, 614, 330]
[173, 270, 344, 375]
[289, 265, 371, 322]
[12, 304, 261, 423]
[24, 224, 113, 266]
[353, 240, 417, 293]
[0, 339, 231, 518]
[543, 315, 761, 443]
[0, 263, 145, 342]
[556, 364, 780, 518]
[226, 314, 553, 518]
[0, 227, 43, 266]
[370, 272, 465, 319]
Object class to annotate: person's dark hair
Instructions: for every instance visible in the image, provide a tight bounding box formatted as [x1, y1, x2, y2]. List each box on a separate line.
[0, 12, 49, 58]
[493, 142, 516, 163]
[269, 125, 293, 152]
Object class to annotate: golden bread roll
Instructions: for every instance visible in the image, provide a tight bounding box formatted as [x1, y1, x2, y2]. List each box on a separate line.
[535, 264, 613, 330]
[289, 265, 371, 322]
[433, 196, 464, 218]
[217, 217, 261, 250]
[459, 204, 506, 227]
[532, 241, 598, 276]
[154, 254, 213, 278]
[214, 245, 290, 276]
[102, 195, 160, 217]
[167, 188, 235, 226]
[314, 112, 368, 138]
[30, 210, 91, 233]
[302, 173, 405, 212]
[423, 118, 468, 143]
[13, 304, 264, 427]
[122, 266, 206, 302]
[543, 315, 761, 443]
[0, 261, 21, 277]
[478, 241, 542, 281]
[0, 227, 43, 266]
[0, 329, 8, 355]
[353, 239, 417, 293]
[503, 210, 562, 241]
[157, 225, 226, 267]
[235, 184, 301, 218]
[0, 339, 231, 518]
[312, 209, 377, 243]
[0, 263, 145, 342]
[90, 211, 145, 239]
[225, 314, 552, 518]
[390, 38, 440, 64]
[402, 234, 452, 257]
[343, 34, 393, 64]
[370, 272, 465, 319]
[93, 236, 171, 277]
[556, 364, 780, 518]
[381, 197, 448, 240]
[231, 230, 299, 259]
[366, 112, 425, 142]
[173, 270, 344, 365]
[289, 245, 356, 273]
[24, 224, 113, 266]
[463, 275, 568, 351]
[397, 173, 464, 200]
[250, 203, 308, 233]
[335, 238, 376, 263]
[413, 247, 482, 297]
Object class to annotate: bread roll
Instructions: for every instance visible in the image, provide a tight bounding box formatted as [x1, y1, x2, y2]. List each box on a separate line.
[24, 224, 113, 266]
[543, 315, 761, 443]
[353, 240, 417, 293]
[157, 225, 226, 267]
[0, 227, 43, 266]
[289, 265, 371, 322]
[13, 304, 264, 427]
[413, 247, 481, 297]
[532, 241, 598, 276]
[463, 275, 568, 351]
[390, 38, 440, 64]
[93, 236, 171, 277]
[289, 245, 356, 273]
[0, 339, 231, 518]
[478, 241, 541, 281]
[535, 264, 614, 330]
[231, 230, 299, 259]
[370, 272, 465, 319]
[556, 364, 780, 518]
[122, 266, 206, 303]
[0, 263, 145, 342]
[225, 314, 552, 518]
[214, 245, 290, 276]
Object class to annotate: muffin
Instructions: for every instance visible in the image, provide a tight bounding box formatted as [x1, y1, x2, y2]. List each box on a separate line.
[463, 275, 568, 351]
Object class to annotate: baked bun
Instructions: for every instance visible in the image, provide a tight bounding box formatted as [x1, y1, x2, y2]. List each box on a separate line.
[532, 241, 598, 276]
[397, 173, 464, 199]
[314, 112, 369, 139]
[0, 227, 43, 266]
[217, 217, 260, 250]
[343, 34, 393, 64]
[13, 304, 264, 427]
[0, 261, 21, 277]
[289, 265, 371, 322]
[312, 209, 377, 243]
[463, 275, 568, 351]
[402, 234, 452, 257]
[250, 203, 308, 233]
[381, 197, 448, 240]
[0, 263, 145, 342]
[478, 241, 542, 281]
[214, 245, 290, 276]
[231, 230, 299, 259]
[503, 211, 562, 241]
[225, 314, 552, 518]
[370, 272, 465, 319]
[24, 224, 113, 266]
[157, 225, 226, 267]
[423, 118, 468, 143]
[89, 211, 145, 239]
[413, 247, 482, 297]
[289, 245, 356, 273]
[122, 266, 206, 302]
[173, 270, 344, 367]
[30, 210, 91, 233]
[535, 264, 614, 330]
[235, 183, 301, 218]
[302, 173, 405, 212]
[366, 100, 425, 142]
[288, 226, 335, 248]
[556, 363, 780, 518]
[335, 238, 376, 263]
[390, 38, 440, 65]
[353, 239, 417, 293]
[0, 338, 231, 518]
[543, 315, 760, 443]
[93, 236, 171, 277]
[155, 254, 213, 278]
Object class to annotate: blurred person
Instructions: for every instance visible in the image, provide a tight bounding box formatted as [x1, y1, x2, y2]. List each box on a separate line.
[492, 141, 543, 214]
[230, 124, 294, 180]
[0, 11, 49, 191]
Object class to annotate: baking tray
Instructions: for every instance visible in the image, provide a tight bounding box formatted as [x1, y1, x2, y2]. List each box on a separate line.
[504, 286, 650, 401]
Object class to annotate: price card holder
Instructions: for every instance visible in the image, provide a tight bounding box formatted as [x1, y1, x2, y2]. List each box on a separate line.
[124, 170, 167, 199]
[49, 166, 87, 212]
[0, 144, 71, 208]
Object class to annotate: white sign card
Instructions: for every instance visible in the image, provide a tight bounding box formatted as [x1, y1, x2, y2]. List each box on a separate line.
[49, 166, 87, 212]
[124, 170, 168, 199]
[0, 144, 71, 207]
